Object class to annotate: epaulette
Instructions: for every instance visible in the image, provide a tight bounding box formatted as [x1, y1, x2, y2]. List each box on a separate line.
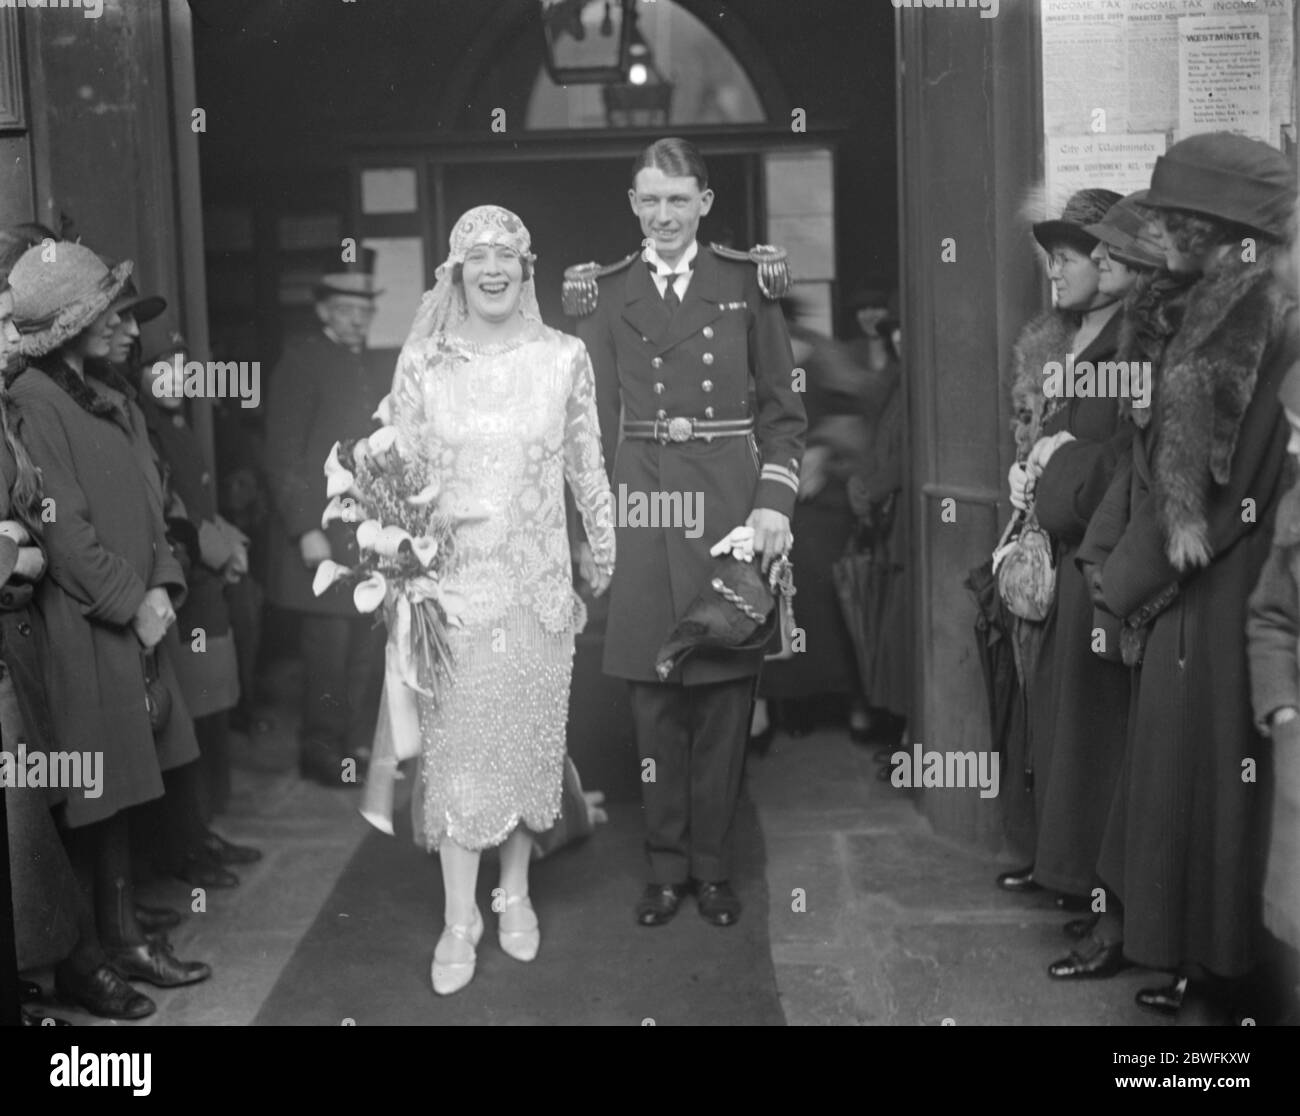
[709, 243, 792, 300]
[562, 252, 638, 317]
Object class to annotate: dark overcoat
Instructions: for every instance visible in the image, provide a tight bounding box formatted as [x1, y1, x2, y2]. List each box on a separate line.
[143, 395, 240, 718]
[0, 426, 80, 969]
[1027, 309, 1131, 896]
[1002, 308, 1122, 855]
[1245, 478, 1300, 951]
[6, 357, 199, 828]
[1078, 248, 1298, 978]
[575, 245, 805, 684]
[264, 330, 386, 617]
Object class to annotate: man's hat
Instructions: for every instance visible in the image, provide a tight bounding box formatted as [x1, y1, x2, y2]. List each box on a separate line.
[314, 246, 383, 301]
[654, 555, 778, 680]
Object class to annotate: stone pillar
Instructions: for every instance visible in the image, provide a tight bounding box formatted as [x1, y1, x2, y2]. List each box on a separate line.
[896, 1, 1043, 849]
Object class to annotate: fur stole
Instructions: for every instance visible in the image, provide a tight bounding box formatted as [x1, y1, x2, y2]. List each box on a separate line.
[7, 355, 140, 424]
[1114, 270, 1196, 429]
[1151, 244, 1297, 571]
[1010, 309, 1077, 460]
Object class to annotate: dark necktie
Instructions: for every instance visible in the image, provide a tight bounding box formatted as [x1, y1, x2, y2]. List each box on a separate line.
[648, 261, 684, 313]
[661, 272, 682, 314]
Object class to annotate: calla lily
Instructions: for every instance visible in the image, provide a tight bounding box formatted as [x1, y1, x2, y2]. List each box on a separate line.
[355, 519, 383, 551]
[410, 536, 439, 568]
[326, 466, 357, 499]
[435, 586, 469, 628]
[373, 525, 413, 558]
[321, 495, 362, 528]
[323, 441, 343, 478]
[406, 478, 441, 506]
[352, 439, 372, 468]
[353, 573, 388, 614]
[312, 559, 352, 597]
[372, 395, 394, 426]
[368, 425, 399, 457]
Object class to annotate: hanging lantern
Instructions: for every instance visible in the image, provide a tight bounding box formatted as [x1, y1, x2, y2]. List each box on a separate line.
[539, 0, 637, 85]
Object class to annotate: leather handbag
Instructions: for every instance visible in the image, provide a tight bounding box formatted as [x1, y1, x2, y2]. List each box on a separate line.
[993, 506, 1057, 623]
[141, 647, 172, 737]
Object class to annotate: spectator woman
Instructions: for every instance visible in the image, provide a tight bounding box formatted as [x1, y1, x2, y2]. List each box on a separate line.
[4, 242, 212, 991]
[1077, 133, 1298, 1021]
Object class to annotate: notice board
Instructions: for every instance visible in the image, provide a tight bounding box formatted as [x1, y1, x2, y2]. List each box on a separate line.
[1040, 0, 1296, 214]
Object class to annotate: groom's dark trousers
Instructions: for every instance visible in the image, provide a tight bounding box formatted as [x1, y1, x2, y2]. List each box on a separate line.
[628, 677, 755, 884]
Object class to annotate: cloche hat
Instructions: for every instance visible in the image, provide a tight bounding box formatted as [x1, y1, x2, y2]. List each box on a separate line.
[1033, 188, 1124, 255]
[1083, 191, 1166, 271]
[7, 241, 132, 358]
[1144, 132, 1297, 241]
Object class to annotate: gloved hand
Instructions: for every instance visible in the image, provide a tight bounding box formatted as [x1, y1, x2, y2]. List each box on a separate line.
[1008, 462, 1033, 511]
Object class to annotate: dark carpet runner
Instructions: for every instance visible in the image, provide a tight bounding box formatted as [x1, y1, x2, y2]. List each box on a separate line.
[254, 795, 784, 1026]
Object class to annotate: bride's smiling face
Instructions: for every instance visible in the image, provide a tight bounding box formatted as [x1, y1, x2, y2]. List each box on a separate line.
[461, 242, 524, 325]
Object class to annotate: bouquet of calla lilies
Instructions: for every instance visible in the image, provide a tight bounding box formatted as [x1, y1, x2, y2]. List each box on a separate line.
[314, 395, 477, 705]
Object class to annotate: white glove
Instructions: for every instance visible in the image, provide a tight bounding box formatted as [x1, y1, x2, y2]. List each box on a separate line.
[709, 526, 756, 563]
[1008, 462, 1033, 512]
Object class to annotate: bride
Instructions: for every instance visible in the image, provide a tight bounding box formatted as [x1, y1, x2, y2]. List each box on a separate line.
[388, 205, 616, 995]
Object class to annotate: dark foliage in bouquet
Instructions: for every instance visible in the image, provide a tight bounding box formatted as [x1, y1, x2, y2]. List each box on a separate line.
[315, 418, 477, 704]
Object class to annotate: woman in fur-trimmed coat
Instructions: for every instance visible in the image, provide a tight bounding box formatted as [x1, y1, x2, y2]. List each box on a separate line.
[1076, 133, 1299, 1012]
[997, 187, 1122, 876]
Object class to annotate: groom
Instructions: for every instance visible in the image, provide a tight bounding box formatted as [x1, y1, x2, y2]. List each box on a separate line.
[566, 138, 805, 927]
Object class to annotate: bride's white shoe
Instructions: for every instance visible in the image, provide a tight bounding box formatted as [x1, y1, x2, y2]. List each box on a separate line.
[498, 894, 540, 962]
[431, 907, 484, 995]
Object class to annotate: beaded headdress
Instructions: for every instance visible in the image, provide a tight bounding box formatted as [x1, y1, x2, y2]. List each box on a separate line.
[401, 205, 541, 348]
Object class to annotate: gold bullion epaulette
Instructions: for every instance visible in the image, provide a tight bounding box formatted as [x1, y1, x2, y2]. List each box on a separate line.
[562, 252, 639, 317]
[709, 243, 792, 300]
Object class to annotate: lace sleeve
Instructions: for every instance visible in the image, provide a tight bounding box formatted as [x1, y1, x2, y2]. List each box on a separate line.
[564, 340, 616, 578]
[390, 341, 426, 464]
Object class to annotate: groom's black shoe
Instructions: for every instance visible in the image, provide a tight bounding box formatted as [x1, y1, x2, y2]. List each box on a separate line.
[635, 883, 686, 927]
[696, 881, 741, 927]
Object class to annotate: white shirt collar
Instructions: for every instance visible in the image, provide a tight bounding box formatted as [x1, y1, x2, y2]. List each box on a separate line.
[642, 238, 698, 277]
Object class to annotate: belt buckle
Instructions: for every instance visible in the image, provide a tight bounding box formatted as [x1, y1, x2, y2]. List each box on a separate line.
[667, 417, 693, 443]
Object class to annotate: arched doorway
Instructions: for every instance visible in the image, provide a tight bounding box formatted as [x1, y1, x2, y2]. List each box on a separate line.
[350, 1, 842, 343]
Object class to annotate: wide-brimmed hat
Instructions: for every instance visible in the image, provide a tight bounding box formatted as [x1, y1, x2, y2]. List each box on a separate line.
[1083, 190, 1166, 271]
[654, 555, 778, 680]
[314, 246, 384, 301]
[7, 242, 132, 358]
[1144, 132, 1297, 241]
[1033, 188, 1124, 254]
[108, 269, 167, 325]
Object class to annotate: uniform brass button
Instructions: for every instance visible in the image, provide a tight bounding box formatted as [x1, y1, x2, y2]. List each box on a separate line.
[657, 409, 667, 419]
[651, 357, 663, 369]
[702, 380, 714, 393]
[703, 326, 714, 339]
[702, 353, 714, 365]
[642, 336, 650, 343]
[654, 382, 665, 394]
[704, 406, 715, 419]
[18, 621, 32, 637]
